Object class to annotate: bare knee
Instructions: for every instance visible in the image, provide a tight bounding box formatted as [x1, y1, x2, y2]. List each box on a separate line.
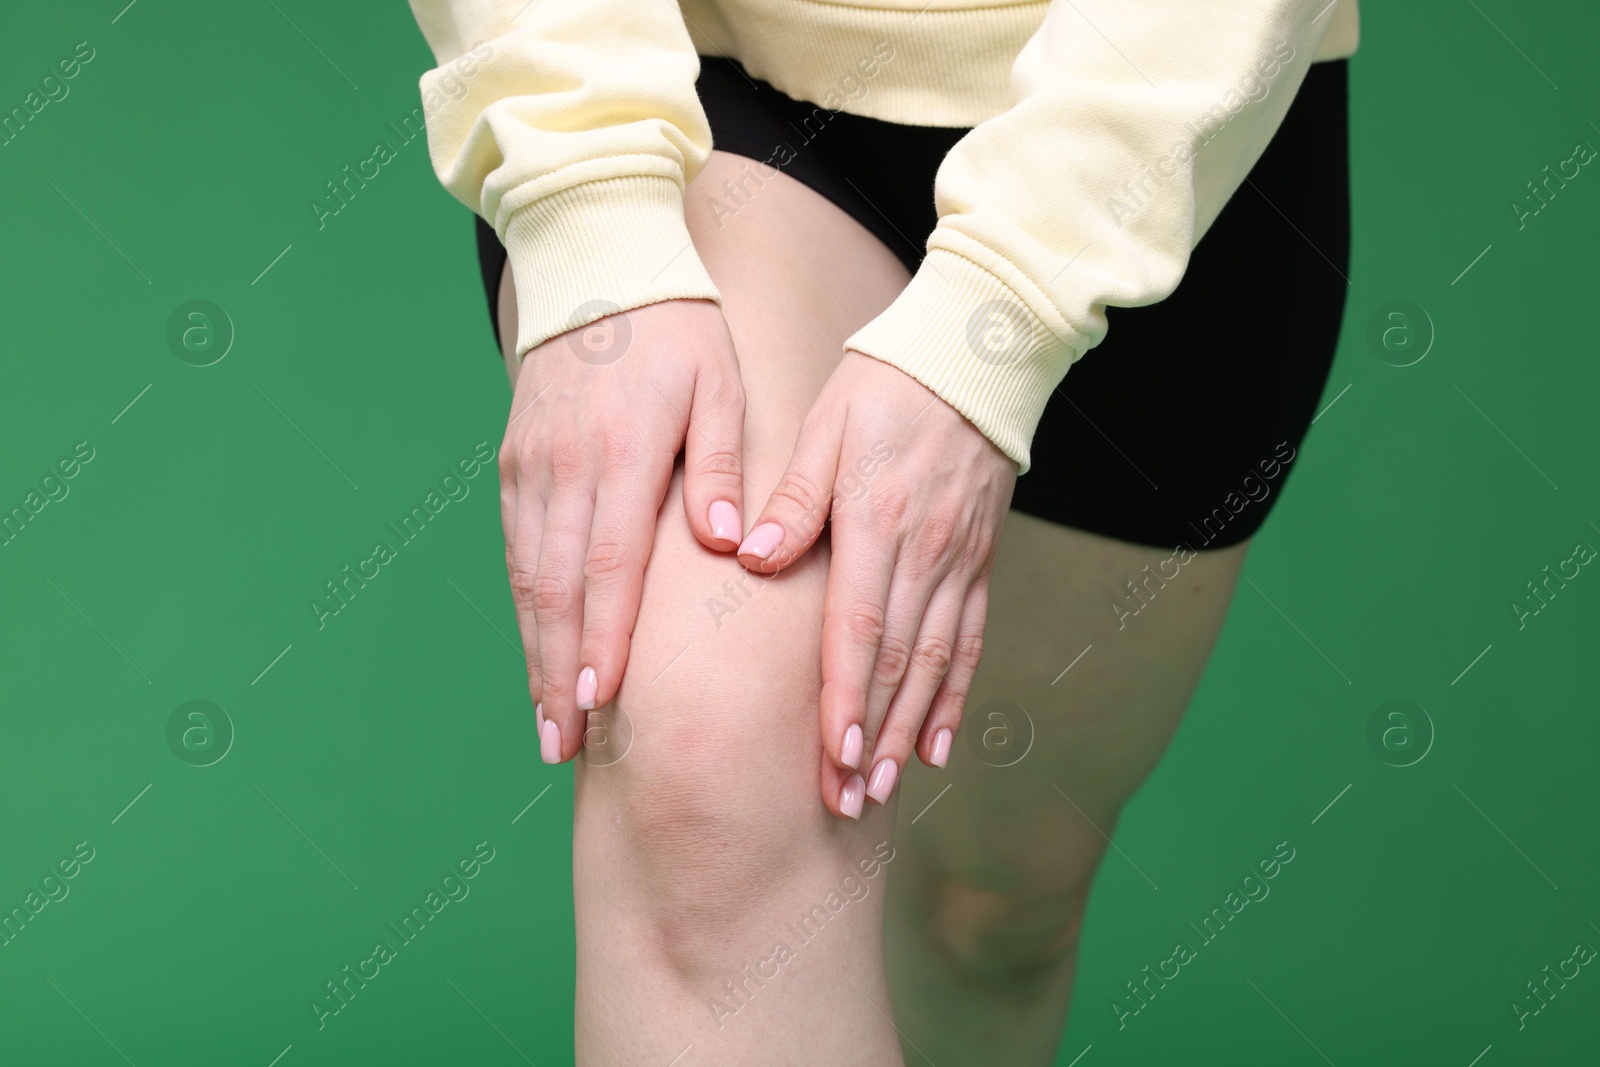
[926, 879, 1089, 989]
[577, 681, 827, 960]
[897, 825, 1104, 991]
[571, 484, 877, 979]
[574, 680, 894, 986]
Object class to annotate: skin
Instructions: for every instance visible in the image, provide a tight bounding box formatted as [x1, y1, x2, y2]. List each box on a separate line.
[884, 509, 1246, 1062]
[495, 151, 1252, 1064]
[502, 199, 1014, 820]
[500, 297, 748, 761]
[732, 349, 1017, 819]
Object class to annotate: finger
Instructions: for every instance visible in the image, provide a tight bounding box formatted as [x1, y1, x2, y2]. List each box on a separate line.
[916, 577, 990, 769]
[497, 441, 518, 550]
[507, 473, 545, 712]
[502, 419, 545, 704]
[817, 504, 898, 781]
[865, 577, 964, 805]
[737, 406, 844, 574]
[578, 453, 671, 716]
[682, 366, 747, 552]
[534, 487, 595, 764]
[859, 548, 948, 751]
[818, 752, 868, 822]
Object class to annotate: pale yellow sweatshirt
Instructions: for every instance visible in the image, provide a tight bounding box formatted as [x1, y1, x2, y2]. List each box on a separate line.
[410, 1, 1359, 472]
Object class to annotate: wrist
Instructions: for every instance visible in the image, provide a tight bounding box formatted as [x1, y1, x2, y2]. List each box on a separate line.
[844, 249, 1080, 474]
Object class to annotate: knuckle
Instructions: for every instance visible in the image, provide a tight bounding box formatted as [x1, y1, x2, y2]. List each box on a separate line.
[693, 446, 742, 481]
[768, 470, 828, 523]
[546, 439, 587, 486]
[599, 429, 646, 471]
[583, 537, 633, 585]
[515, 434, 542, 470]
[961, 529, 997, 572]
[507, 563, 540, 611]
[837, 602, 887, 648]
[910, 635, 954, 679]
[909, 514, 959, 573]
[699, 371, 745, 414]
[531, 572, 580, 618]
[925, 512, 960, 553]
[873, 634, 911, 682]
[866, 490, 910, 533]
[952, 630, 985, 672]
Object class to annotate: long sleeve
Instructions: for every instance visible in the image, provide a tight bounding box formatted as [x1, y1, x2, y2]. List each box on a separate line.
[408, 0, 721, 360]
[844, 1, 1354, 473]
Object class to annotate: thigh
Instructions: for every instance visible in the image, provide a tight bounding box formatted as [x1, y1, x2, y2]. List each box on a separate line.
[894, 513, 1249, 909]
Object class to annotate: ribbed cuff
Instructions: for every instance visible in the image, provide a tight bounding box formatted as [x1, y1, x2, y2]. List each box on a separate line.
[501, 175, 722, 360]
[843, 249, 1079, 474]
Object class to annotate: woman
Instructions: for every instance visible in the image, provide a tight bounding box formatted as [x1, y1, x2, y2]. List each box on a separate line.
[410, 0, 1359, 1061]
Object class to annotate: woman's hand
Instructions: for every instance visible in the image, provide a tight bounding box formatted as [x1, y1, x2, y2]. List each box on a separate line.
[737, 351, 1017, 818]
[503, 298, 746, 763]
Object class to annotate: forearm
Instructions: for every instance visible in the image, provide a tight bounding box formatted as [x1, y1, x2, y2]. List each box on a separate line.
[847, 0, 1353, 471]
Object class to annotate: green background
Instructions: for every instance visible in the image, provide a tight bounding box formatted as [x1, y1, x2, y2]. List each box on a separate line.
[2, 1, 1596, 1063]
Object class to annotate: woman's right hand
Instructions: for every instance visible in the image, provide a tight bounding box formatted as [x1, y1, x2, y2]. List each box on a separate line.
[501, 298, 746, 763]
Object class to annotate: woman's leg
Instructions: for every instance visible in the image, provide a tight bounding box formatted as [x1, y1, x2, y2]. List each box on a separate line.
[879, 58, 1348, 1067]
[498, 151, 916, 1065]
[885, 515, 1249, 1063]
[496, 148, 1251, 1063]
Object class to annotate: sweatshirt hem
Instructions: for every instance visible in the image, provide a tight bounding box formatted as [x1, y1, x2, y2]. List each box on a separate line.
[680, 0, 1359, 127]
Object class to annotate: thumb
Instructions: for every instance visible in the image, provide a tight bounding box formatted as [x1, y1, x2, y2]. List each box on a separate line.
[683, 365, 747, 553]
[738, 407, 844, 574]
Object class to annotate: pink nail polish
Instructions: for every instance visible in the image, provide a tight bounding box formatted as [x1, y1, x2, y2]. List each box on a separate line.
[708, 500, 741, 546]
[840, 774, 866, 820]
[540, 719, 562, 764]
[841, 723, 864, 769]
[576, 666, 597, 711]
[931, 727, 952, 769]
[738, 522, 784, 560]
[866, 759, 899, 804]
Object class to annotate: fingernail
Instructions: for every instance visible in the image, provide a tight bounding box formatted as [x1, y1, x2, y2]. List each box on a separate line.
[839, 774, 866, 820]
[841, 723, 864, 769]
[708, 500, 741, 546]
[540, 719, 562, 764]
[576, 666, 597, 711]
[931, 727, 952, 769]
[866, 759, 899, 804]
[535, 702, 544, 733]
[738, 522, 784, 560]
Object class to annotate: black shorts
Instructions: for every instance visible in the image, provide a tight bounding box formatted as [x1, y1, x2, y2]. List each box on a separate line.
[473, 56, 1350, 551]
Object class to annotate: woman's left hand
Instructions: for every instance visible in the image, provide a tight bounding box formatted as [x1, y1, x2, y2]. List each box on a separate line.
[737, 350, 1018, 819]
